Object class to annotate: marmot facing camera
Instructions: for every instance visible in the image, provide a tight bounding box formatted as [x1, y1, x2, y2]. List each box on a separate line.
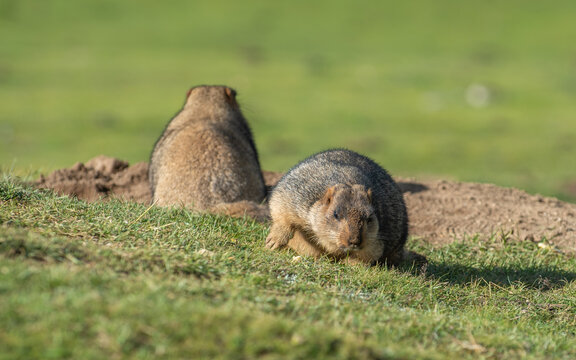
[266, 149, 425, 266]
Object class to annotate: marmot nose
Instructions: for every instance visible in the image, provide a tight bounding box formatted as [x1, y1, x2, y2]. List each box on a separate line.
[340, 224, 363, 249]
[348, 234, 363, 248]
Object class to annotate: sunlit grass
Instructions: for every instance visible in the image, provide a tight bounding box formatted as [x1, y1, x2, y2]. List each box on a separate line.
[1, 177, 575, 359]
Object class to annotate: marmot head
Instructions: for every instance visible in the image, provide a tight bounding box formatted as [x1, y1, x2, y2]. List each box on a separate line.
[310, 183, 379, 254]
[183, 85, 240, 113]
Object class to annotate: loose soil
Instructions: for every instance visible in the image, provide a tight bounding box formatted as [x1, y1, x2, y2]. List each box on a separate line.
[35, 155, 576, 253]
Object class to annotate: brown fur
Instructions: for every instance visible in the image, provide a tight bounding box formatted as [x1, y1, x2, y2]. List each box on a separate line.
[267, 183, 384, 265]
[210, 201, 269, 223]
[149, 85, 266, 213]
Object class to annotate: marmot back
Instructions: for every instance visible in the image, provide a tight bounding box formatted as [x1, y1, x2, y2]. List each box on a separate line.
[149, 85, 266, 211]
[266, 149, 425, 266]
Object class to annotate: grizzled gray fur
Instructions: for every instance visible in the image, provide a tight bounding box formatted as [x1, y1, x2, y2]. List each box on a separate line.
[266, 149, 424, 266]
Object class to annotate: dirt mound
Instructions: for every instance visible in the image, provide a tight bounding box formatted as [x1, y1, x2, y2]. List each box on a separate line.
[35, 155, 151, 203]
[399, 179, 576, 252]
[35, 156, 576, 253]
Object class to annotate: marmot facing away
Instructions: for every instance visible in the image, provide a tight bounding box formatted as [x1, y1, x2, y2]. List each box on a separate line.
[149, 85, 266, 211]
[266, 149, 426, 266]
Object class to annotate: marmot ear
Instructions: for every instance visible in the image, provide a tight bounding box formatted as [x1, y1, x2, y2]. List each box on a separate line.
[323, 185, 337, 205]
[366, 188, 372, 203]
[225, 87, 237, 99]
[224, 87, 238, 107]
[186, 88, 194, 99]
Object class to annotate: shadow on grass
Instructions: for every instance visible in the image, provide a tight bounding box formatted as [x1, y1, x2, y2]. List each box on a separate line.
[422, 262, 576, 290]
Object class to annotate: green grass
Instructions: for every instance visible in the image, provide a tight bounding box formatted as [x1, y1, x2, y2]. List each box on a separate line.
[2, 177, 576, 359]
[1, 0, 576, 200]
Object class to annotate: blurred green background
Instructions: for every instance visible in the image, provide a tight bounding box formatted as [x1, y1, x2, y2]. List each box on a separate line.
[1, 0, 575, 201]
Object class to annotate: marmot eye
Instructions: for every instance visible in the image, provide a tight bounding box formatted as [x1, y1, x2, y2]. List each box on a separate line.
[333, 211, 339, 220]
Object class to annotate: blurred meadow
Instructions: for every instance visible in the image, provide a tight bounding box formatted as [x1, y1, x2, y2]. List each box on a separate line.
[1, 0, 575, 200]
